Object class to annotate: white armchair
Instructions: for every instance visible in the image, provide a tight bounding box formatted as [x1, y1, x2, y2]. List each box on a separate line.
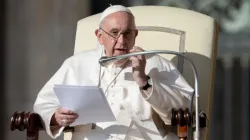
[74, 5, 218, 140]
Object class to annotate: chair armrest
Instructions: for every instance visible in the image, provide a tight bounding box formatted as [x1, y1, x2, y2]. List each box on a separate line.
[11, 111, 43, 131]
[10, 110, 207, 140]
[10, 111, 74, 140]
[171, 108, 207, 128]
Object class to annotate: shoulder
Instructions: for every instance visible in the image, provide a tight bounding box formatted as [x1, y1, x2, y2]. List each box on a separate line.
[63, 48, 102, 67]
[146, 54, 175, 71]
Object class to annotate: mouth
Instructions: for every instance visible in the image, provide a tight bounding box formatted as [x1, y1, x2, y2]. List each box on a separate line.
[113, 48, 128, 55]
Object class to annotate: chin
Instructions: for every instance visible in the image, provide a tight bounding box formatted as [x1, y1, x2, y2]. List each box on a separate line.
[114, 58, 129, 67]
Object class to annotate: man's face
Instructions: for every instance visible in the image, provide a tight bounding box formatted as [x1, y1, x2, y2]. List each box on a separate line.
[96, 12, 138, 57]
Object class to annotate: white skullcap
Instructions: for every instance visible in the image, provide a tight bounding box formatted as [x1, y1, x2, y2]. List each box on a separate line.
[99, 5, 133, 25]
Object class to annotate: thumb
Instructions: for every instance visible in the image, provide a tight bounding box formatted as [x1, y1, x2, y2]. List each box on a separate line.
[130, 46, 138, 53]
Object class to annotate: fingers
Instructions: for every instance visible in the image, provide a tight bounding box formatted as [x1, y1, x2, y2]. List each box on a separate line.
[130, 46, 143, 53]
[58, 118, 76, 127]
[129, 46, 146, 69]
[56, 108, 78, 120]
[57, 113, 78, 119]
[129, 46, 145, 60]
[130, 56, 140, 68]
[55, 108, 78, 126]
[57, 116, 78, 127]
[57, 108, 74, 114]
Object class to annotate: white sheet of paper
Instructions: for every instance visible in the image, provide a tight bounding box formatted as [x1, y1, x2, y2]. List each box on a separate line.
[53, 85, 116, 126]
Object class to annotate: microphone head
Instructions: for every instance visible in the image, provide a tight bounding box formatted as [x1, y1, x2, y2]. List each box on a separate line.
[99, 56, 117, 66]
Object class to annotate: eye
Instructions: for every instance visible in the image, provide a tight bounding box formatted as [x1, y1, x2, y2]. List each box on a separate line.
[124, 31, 133, 37]
[111, 31, 119, 36]
[125, 31, 131, 35]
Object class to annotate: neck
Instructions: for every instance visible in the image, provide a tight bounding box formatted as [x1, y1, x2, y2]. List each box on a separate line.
[113, 58, 129, 68]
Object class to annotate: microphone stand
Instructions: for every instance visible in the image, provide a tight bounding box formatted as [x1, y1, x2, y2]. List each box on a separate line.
[99, 50, 200, 140]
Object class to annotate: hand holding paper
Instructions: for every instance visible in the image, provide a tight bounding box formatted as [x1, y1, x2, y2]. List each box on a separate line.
[53, 85, 116, 126]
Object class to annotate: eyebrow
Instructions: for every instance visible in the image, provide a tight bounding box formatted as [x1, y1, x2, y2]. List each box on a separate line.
[109, 28, 134, 32]
[109, 28, 119, 32]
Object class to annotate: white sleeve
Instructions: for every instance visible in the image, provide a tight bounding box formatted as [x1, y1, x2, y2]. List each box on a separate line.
[33, 59, 75, 139]
[143, 55, 194, 124]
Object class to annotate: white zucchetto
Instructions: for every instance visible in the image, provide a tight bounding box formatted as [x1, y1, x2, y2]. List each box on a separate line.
[99, 5, 133, 25]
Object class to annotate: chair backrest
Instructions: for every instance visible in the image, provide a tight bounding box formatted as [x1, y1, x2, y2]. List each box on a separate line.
[74, 6, 218, 140]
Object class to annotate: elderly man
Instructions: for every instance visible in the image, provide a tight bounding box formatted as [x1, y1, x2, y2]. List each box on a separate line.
[34, 5, 193, 140]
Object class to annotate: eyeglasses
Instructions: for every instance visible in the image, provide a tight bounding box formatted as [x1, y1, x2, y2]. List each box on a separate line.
[99, 28, 136, 40]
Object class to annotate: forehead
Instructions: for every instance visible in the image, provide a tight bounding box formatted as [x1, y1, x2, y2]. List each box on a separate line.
[101, 12, 135, 30]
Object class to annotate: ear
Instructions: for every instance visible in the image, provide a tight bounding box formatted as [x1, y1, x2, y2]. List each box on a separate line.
[131, 29, 138, 46]
[135, 29, 138, 38]
[95, 29, 104, 45]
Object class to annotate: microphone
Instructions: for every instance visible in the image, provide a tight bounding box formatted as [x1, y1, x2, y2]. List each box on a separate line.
[98, 56, 118, 66]
[99, 51, 157, 66]
[99, 50, 200, 140]
[99, 50, 184, 66]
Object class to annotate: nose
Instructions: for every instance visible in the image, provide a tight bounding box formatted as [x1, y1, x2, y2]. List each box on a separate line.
[116, 34, 125, 44]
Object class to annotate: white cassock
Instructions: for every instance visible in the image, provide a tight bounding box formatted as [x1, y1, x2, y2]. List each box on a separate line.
[33, 46, 194, 140]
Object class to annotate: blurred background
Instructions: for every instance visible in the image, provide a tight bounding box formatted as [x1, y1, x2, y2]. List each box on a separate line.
[1, 0, 249, 140]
